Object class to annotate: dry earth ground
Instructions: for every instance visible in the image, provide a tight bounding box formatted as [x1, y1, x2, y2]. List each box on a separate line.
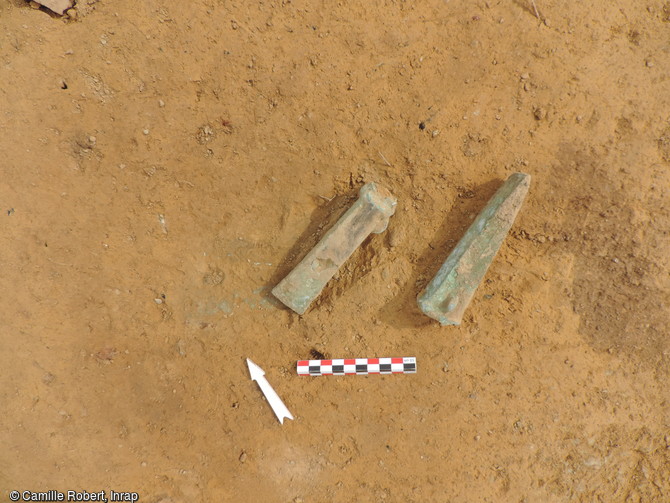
[1, 0, 669, 502]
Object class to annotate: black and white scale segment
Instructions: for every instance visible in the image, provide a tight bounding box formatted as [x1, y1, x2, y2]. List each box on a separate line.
[297, 357, 417, 376]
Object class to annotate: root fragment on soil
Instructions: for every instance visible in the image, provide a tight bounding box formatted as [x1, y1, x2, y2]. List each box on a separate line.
[530, 0, 540, 18]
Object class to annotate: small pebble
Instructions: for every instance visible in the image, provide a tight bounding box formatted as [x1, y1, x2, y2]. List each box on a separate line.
[239, 451, 247, 463]
[645, 60, 654, 68]
[388, 228, 403, 248]
[158, 99, 165, 107]
[143, 129, 150, 135]
[534, 107, 546, 120]
[154, 298, 163, 304]
[432, 129, 440, 137]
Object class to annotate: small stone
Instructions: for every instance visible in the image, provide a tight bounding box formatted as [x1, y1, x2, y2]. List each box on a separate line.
[66, 9, 77, 19]
[432, 129, 440, 137]
[177, 339, 186, 357]
[534, 107, 546, 120]
[520, 73, 530, 80]
[143, 129, 150, 135]
[158, 99, 165, 107]
[645, 60, 654, 68]
[154, 298, 163, 304]
[88, 136, 97, 145]
[95, 347, 117, 362]
[536, 235, 546, 243]
[388, 227, 403, 248]
[239, 451, 247, 463]
[30, 1, 41, 9]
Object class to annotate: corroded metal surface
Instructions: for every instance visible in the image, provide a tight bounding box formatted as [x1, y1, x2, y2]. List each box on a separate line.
[418, 173, 531, 326]
[272, 182, 397, 314]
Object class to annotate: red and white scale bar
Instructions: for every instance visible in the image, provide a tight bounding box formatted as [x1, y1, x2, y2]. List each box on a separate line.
[297, 357, 417, 376]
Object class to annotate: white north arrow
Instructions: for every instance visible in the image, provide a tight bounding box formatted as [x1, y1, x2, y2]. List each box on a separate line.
[246, 358, 294, 424]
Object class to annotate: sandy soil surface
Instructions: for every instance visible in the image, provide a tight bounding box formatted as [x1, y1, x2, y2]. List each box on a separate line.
[1, 0, 669, 501]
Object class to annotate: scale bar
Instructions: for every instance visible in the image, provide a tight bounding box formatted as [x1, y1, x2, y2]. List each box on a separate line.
[297, 357, 416, 376]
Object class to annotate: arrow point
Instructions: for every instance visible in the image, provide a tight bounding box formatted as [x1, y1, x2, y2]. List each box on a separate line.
[246, 358, 265, 380]
[279, 412, 294, 424]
